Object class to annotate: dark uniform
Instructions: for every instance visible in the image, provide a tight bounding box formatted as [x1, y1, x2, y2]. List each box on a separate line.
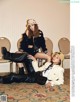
[1, 47, 47, 85]
[20, 30, 47, 56]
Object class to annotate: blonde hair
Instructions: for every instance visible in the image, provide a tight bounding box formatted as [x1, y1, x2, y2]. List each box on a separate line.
[51, 52, 64, 61]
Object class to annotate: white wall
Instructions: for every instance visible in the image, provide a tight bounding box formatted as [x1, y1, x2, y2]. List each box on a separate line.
[0, 0, 70, 72]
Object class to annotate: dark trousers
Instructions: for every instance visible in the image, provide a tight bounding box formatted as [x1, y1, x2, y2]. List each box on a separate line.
[0, 72, 47, 85]
[3, 50, 35, 74]
[1, 48, 47, 85]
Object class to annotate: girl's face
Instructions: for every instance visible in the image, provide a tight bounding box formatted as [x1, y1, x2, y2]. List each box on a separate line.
[52, 54, 61, 64]
[27, 19, 37, 32]
[29, 24, 35, 31]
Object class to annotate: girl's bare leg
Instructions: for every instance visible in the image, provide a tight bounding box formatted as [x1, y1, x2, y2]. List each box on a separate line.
[34, 52, 51, 62]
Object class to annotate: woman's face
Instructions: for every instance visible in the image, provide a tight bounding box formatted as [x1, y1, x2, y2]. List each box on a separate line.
[52, 54, 61, 64]
[29, 24, 35, 31]
[27, 19, 36, 32]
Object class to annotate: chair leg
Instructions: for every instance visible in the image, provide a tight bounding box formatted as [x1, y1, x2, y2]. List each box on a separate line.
[62, 61, 64, 67]
[10, 62, 13, 72]
[15, 63, 19, 73]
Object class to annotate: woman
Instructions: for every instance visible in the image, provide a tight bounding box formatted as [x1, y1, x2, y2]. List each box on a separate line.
[0, 47, 64, 87]
[17, 19, 51, 75]
[29, 52, 64, 87]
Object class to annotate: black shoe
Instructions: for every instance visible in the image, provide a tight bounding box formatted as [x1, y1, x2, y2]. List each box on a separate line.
[1, 47, 8, 55]
[19, 67, 25, 75]
[1, 47, 28, 62]
[1, 47, 10, 59]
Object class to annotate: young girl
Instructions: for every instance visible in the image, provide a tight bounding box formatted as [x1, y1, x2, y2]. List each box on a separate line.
[0, 48, 64, 87]
[28, 52, 64, 87]
[17, 19, 51, 74]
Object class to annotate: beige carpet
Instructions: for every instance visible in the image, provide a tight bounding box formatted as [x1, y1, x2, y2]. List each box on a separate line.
[0, 69, 70, 102]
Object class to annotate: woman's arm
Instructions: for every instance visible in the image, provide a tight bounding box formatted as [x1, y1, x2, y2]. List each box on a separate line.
[39, 31, 48, 53]
[32, 61, 51, 72]
[20, 34, 29, 51]
[45, 66, 64, 86]
[49, 73, 64, 86]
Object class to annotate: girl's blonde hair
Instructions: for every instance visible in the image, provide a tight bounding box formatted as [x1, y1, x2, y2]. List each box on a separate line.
[51, 52, 64, 61]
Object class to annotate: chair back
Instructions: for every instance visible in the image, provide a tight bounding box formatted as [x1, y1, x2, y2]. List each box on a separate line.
[17, 38, 22, 50]
[45, 37, 53, 55]
[0, 37, 11, 59]
[58, 37, 70, 54]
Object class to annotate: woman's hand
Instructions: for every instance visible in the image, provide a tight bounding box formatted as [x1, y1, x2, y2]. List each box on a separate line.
[45, 82, 54, 91]
[28, 45, 33, 48]
[46, 52, 51, 56]
[45, 82, 51, 88]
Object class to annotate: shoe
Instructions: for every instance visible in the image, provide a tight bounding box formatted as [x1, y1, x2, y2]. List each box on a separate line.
[19, 67, 25, 75]
[1, 47, 8, 55]
[1, 47, 10, 59]
[1, 47, 28, 62]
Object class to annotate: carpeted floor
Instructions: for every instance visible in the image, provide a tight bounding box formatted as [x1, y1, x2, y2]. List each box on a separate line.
[0, 69, 70, 102]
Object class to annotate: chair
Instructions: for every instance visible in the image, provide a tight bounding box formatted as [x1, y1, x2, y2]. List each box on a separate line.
[17, 37, 53, 54]
[0, 37, 13, 72]
[17, 38, 22, 50]
[16, 38, 23, 73]
[45, 37, 53, 55]
[58, 37, 70, 67]
[38, 37, 53, 66]
[17, 37, 53, 67]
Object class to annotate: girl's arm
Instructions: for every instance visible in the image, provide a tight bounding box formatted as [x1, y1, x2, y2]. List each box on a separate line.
[46, 67, 64, 86]
[20, 34, 29, 51]
[32, 61, 51, 72]
[39, 31, 47, 53]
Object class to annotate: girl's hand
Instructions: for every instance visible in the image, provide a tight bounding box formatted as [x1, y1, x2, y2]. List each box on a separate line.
[28, 45, 33, 48]
[46, 52, 51, 56]
[45, 82, 54, 91]
[45, 82, 51, 88]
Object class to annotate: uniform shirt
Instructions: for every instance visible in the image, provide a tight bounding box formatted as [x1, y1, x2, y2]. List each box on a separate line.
[32, 61, 64, 86]
[20, 30, 47, 56]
